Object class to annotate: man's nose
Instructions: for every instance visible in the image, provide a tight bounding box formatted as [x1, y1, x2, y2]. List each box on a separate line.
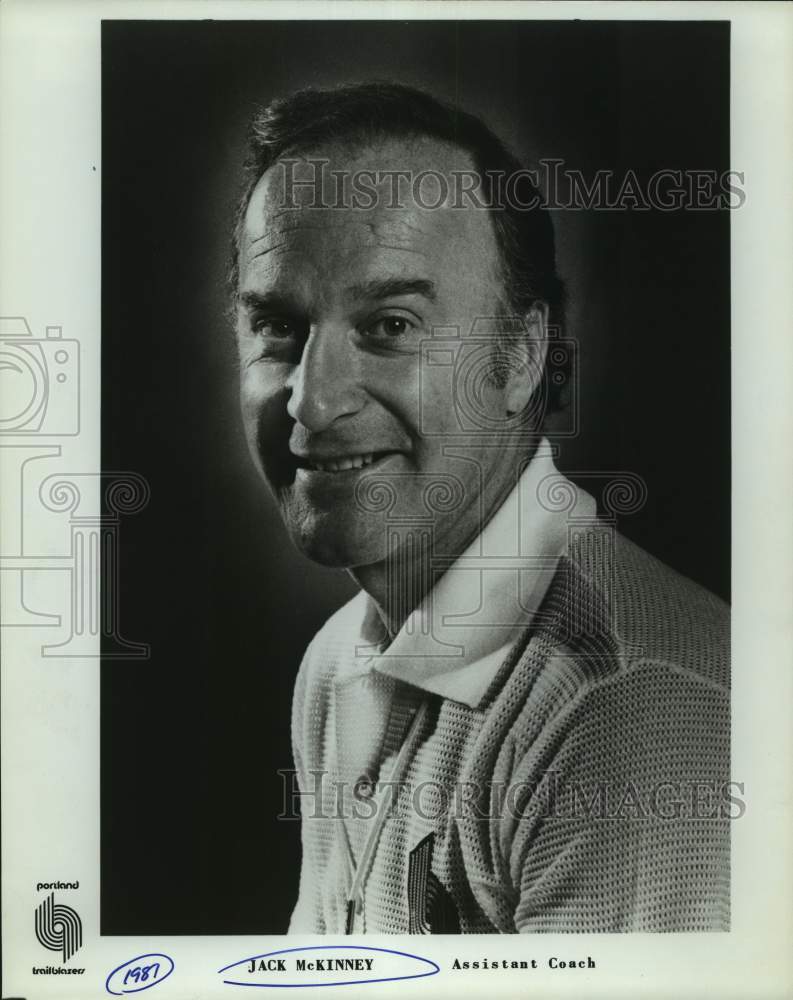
[285, 326, 365, 431]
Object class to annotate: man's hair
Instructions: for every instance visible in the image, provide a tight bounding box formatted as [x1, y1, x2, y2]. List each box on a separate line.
[230, 81, 568, 414]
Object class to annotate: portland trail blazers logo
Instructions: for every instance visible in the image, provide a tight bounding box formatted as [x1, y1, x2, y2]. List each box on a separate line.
[35, 892, 82, 962]
[407, 833, 460, 934]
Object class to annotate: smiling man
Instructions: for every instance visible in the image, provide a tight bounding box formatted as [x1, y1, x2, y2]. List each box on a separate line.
[232, 83, 731, 934]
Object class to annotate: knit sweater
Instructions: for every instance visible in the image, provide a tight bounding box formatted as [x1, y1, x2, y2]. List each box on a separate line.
[288, 456, 731, 934]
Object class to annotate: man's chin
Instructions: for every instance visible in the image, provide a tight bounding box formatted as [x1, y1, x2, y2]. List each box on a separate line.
[287, 522, 385, 569]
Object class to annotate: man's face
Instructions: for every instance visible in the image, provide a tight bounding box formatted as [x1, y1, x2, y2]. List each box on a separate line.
[236, 137, 538, 568]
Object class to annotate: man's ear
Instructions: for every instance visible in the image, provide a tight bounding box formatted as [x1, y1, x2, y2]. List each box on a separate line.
[504, 301, 549, 416]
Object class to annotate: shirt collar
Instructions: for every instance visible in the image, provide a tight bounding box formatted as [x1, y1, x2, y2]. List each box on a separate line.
[346, 440, 596, 709]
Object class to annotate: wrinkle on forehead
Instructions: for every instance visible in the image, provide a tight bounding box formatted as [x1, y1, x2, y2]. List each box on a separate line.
[240, 136, 502, 292]
[242, 213, 465, 270]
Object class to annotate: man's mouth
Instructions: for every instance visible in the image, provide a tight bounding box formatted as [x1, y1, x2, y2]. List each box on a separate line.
[293, 451, 398, 474]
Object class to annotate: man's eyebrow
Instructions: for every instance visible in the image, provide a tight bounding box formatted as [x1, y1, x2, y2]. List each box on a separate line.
[237, 290, 297, 312]
[347, 278, 437, 302]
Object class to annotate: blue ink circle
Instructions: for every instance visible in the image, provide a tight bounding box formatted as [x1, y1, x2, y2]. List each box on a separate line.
[218, 944, 439, 988]
[105, 953, 175, 995]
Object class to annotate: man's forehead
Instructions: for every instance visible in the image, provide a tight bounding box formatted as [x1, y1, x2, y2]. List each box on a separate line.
[241, 135, 494, 261]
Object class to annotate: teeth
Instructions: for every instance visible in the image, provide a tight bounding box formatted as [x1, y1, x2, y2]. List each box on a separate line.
[310, 453, 379, 472]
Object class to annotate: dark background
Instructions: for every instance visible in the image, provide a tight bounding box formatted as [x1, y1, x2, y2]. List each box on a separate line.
[101, 20, 730, 934]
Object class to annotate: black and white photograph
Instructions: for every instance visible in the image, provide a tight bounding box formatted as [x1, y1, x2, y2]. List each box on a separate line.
[101, 18, 732, 936]
[1, 3, 791, 999]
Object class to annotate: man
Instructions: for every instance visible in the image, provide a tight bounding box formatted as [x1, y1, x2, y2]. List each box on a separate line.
[232, 83, 730, 933]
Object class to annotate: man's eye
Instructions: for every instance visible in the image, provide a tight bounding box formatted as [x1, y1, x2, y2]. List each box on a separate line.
[363, 316, 415, 339]
[253, 318, 299, 339]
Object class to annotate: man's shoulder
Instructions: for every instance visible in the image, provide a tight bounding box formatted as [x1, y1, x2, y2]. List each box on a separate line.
[486, 526, 730, 730]
[296, 589, 370, 686]
[309, 588, 370, 643]
[613, 529, 729, 614]
[613, 530, 729, 678]
[555, 524, 730, 688]
[291, 590, 370, 755]
[483, 531, 731, 788]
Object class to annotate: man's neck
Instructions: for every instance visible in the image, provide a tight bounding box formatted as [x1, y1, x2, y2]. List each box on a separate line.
[348, 454, 529, 639]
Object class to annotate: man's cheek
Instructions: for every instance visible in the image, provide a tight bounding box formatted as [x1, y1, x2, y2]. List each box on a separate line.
[416, 371, 458, 437]
[239, 381, 266, 449]
[240, 365, 288, 421]
[239, 375, 291, 473]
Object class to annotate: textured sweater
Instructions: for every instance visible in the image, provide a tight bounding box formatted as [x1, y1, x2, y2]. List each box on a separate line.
[288, 453, 731, 934]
